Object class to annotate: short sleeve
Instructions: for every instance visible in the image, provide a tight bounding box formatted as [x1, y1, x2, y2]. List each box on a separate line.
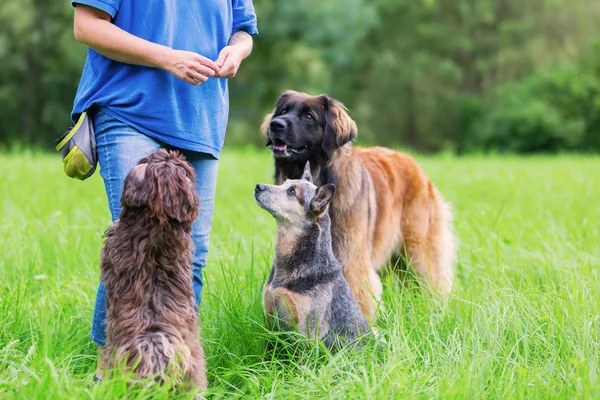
[232, 0, 259, 35]
[72, 0, 120, 19]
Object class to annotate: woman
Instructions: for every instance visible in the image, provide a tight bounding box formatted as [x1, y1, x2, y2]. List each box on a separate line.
[70, 0, 258, 380]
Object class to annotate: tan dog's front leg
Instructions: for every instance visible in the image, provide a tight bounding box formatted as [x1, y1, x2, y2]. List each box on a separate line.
[342, 256, 382, 322]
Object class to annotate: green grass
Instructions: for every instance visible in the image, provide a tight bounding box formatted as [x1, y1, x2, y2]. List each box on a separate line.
[1, 149, 599, 399]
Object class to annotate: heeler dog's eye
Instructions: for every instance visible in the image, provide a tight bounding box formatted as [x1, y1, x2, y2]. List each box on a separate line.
[287, 186, 296, 196]
[280, 108, 287, 115]
[303, 113, 313, 121]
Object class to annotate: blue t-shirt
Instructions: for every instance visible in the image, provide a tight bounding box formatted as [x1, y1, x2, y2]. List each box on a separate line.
[71, 0, 258, 158]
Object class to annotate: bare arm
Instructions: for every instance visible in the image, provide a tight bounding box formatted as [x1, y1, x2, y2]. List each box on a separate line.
[215, 31, 254, 79]
[227, 30, 254, 59]
[73, 5, 219, 85]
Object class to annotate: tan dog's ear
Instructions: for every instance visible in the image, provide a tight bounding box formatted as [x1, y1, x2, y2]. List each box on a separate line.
[260, 112, 274, 145]
[310, 183, 336, 216]
[321, 96, 357, 160]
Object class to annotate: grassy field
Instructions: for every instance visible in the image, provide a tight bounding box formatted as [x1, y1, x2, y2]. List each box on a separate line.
[0, 149, 599, 399]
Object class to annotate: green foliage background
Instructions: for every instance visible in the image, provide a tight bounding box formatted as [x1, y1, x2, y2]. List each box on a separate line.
[1, 0, 600, 152]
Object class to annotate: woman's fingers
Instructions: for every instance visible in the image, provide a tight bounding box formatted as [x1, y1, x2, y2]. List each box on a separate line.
[215, 47, 231, 68]
[190, 64, 217, 77]
[216, 57, 239, 78]
[164, 50, 221, 85]
[185, 69, 209, 86]
[195, 54, 220, 73]
[219, 64, 235, 78]
[187, 55, 219, 84]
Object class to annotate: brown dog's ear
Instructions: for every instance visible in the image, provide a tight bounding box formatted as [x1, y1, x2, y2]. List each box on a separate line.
[121, 163, 149, 208]
[321, 96, 358, 160]
[310, 183, 336, 216]
[155, 163, 199, 224]
[301, 161, 313, 183]
[168, 169, 199, 223]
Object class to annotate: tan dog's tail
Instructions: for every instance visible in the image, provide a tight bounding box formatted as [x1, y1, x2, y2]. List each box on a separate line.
[432, 189, 457, 295]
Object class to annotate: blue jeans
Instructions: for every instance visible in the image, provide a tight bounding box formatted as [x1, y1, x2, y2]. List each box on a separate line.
[90, 110, 219, 346]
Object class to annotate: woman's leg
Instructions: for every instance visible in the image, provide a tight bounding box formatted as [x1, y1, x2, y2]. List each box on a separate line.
[179, 150, 219, 306]
[91, 110, 162, 347]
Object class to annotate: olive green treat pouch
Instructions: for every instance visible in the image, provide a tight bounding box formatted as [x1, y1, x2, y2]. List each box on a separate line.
[55, 111, 98, 180]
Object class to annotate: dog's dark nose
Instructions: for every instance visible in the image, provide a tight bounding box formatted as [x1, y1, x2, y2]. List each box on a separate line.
[270, 119, 286, 132]
[255, 184, 266, 193]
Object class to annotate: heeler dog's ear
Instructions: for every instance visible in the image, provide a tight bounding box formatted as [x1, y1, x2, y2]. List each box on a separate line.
[310, 183, 336, 216]
[301, 161, 313, 183]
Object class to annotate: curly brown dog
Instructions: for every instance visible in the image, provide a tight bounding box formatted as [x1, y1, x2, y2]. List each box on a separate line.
[100, 149, 207, 390]
[261, 90, 457, 321]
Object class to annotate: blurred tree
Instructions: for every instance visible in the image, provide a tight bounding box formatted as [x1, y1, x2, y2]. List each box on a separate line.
[466, 38, 600, 153]
[352, 0, 600, 151]
[0, 1, 85, 146]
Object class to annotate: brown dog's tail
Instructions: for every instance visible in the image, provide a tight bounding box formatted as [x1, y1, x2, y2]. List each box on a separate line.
[115, 330, 190, 384]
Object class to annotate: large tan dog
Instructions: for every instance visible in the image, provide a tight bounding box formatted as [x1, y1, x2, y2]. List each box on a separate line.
[261, 90, 456, 321]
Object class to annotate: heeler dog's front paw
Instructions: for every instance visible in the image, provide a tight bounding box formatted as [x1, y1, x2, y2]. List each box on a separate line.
[371, 327, 389, 344]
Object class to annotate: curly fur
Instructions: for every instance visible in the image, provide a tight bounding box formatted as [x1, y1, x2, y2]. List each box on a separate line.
[100, 149, 207, 390]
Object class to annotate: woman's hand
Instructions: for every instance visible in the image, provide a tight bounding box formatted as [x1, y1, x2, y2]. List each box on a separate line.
[214, 31, 254, 79]
[214, 46, 244, 79]
[161, 50, 220, 85]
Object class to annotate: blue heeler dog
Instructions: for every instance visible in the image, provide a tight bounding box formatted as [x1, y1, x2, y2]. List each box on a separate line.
[255, 162, 371, 350]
